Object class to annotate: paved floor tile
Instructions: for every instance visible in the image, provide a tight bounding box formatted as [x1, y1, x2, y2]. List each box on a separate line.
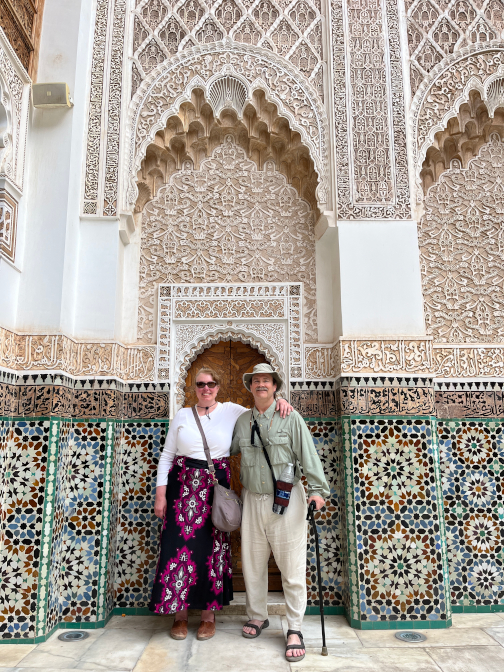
[74, 628, 152, 670]
[105, 615, 173, 631]
[0, 645, 36, 667]
[355, 627, 498, 648]
[451, 614, 504, 628]
[483, 626, 504, 646]
[15, 630, 105, 669]
[427, 646, 504, 672]
[285, 648, 442, 671]
[133, 626, 290, 672]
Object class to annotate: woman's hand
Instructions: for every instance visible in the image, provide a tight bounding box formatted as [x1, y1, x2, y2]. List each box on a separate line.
[276, 397, 293, 418]
[154, 486, 167, 519]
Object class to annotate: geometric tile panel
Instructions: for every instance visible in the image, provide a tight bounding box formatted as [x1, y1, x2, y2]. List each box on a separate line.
[0, 420, 51, 639]
[58, 422, 107, 623]
[439, 420, 504, 608]
[114, 421, 167, 609]
[343, 417, 451, 626]
[305, 421, 343, 608]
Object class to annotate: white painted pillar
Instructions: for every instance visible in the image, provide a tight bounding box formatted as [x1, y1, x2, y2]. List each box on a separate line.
[16, 0, 94, 334]
[337, 220, 426, 337]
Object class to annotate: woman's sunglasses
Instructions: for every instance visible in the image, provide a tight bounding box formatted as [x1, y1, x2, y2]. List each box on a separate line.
[195, 381, 218, 388]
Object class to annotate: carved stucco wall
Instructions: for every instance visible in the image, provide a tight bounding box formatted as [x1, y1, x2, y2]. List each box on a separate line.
[138, 135, 317, 344]
[330, 0, 411, 220]
[406, 0, 504, 96]
[131, 0, 325, 100]
[419, 132, 504, 343]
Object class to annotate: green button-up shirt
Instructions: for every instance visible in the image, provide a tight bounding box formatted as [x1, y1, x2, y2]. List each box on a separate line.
[230, 401, 330, 498]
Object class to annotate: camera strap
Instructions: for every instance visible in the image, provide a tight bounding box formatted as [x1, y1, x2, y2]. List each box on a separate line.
[251, 417, 277, 494]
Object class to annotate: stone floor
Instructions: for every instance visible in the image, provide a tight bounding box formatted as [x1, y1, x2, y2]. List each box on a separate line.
[1, 611, 504, 672]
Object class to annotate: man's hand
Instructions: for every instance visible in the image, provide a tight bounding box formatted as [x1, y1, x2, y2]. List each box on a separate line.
[276, 397, 293, 418]
[307, 495, 325, 511]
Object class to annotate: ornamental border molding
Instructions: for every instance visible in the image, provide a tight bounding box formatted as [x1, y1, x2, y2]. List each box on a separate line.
[0, 326, 155, 381]
[157, 282, 305, 415]
[410, 43, 504, 200]
[339, 338, 504, 379]
[330, 0, 411, 219]
[125, 39, 330, 210]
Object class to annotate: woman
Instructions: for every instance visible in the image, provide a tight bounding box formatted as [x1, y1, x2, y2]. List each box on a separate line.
[149, 366, 291, 641]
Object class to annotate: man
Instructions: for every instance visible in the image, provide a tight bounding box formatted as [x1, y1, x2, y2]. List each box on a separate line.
[231, 363, 330, 662]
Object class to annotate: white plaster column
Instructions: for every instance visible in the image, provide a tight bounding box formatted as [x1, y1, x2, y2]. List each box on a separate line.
[15, 0, 94, 334]
[337, 220, 426, 337]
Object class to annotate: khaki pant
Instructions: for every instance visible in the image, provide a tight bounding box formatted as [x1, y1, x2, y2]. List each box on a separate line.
[241, 482, 307, 631]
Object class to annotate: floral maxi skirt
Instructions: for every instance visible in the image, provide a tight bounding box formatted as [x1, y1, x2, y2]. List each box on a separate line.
[149, 456, 233, 614]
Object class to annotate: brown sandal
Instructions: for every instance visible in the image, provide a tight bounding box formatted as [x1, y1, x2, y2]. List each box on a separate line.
[197, 618, 216, 641]
[170, 619, 188, 640]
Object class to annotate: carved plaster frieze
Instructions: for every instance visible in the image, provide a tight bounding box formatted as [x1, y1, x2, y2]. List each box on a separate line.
[126, 41, 329, 210]
[340, 338, 504, 379]
[0, 327, 155, 381]
[330, 0, 411, 219]
[304, 343, 340, 380]
[340, 339, 433, 375]
[410, 44, 504, 197]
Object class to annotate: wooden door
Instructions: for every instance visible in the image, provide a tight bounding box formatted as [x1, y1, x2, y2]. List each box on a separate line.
[184, 340, 282, 591]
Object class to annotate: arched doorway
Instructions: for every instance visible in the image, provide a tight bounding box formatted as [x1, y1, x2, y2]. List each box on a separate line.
[185, 339, 282, 591]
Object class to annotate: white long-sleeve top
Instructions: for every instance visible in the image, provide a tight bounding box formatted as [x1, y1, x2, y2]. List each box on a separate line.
[156, 402, 248, 487]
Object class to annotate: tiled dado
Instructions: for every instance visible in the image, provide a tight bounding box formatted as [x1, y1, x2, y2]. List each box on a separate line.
[438, 419, 504, 610]
[341, 415, 452, 628]
[0, 413, 167, 641]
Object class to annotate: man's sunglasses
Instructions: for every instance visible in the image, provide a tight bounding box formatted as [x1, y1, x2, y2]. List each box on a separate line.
[195, 381, 218, 388]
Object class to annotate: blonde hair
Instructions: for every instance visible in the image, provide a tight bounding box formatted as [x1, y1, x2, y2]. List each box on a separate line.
[195, 366, 221, 387]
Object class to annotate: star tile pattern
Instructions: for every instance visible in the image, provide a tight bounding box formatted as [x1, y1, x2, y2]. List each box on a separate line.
[343, 417, 451, 625]
[439, 419, 504, 607]
[305, 421, 343, 608]
[114, 421, 167, 609]
[0, 420, 50, 639]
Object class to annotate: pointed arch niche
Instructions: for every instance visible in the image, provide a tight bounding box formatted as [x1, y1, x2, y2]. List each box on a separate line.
[156, 282, 303, 416]
[135, 86, 320, 348]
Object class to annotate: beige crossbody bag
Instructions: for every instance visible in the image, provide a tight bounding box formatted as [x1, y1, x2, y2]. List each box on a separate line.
[191, 406, 242, 533]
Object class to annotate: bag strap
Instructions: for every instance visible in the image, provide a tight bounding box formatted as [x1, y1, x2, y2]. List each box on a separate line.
[192, 406, 217, 483]
[251, 417, 277, 493]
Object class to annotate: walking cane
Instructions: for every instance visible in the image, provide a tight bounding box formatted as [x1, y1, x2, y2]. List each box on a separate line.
[307, 500, 328, 656]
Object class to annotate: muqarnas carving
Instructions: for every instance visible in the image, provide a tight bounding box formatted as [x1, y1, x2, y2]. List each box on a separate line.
[419, 133, 504, 343]
[138, 135, 317, 344]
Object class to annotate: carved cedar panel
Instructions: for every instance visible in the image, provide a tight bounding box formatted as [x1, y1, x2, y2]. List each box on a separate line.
[138, 136, 317, 344]
[419, 133, 504, 343]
